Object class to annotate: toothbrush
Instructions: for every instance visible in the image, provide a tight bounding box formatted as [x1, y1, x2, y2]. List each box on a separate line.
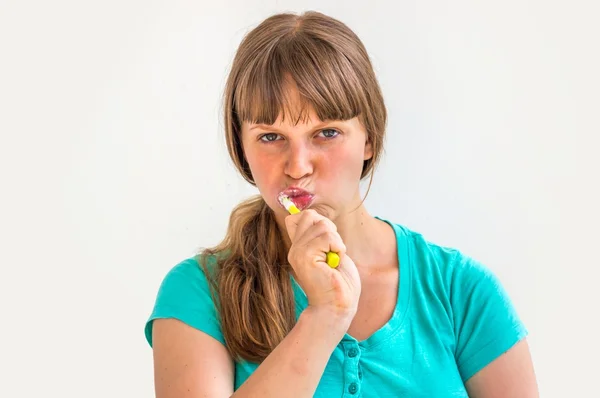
[278, 194, 341, 268]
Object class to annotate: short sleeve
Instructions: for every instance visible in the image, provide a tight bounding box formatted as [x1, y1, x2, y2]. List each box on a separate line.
[144, 256, 225, 347]
[450, 255, 528, 382]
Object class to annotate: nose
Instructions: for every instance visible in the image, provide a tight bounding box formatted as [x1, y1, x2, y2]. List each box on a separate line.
[284, 142, 314, 180]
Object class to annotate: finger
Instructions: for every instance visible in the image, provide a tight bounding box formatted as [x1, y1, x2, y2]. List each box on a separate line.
[336, 255, 360, 289]
[284, 213, 300, 242]
[284, 208, 320, 241]
[290, 209, 325, 242]
[310, 214, 337, 233]
[295, 218, 333, 247]
[311, 230, 347, 262]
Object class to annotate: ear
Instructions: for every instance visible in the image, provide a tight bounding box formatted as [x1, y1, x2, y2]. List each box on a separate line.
[364, 139, 374, 161]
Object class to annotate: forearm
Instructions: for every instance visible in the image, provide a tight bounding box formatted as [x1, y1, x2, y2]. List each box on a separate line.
[232, 307, 352, 398]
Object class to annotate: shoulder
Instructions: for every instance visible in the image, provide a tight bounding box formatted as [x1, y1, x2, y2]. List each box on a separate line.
[145, 253, 225, 347]
[390, 221, 483, 282]
[388, 222, 527, 380]
[386, 220, 510, 303]
[152, 254, 220, 302]
[161, 254, 217, 286]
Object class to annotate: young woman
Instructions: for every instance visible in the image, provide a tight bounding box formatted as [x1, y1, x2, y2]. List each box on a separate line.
[145, 11, 538, 397]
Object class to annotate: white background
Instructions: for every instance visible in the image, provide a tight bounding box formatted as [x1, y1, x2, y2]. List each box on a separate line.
[1, 0, 598, 396]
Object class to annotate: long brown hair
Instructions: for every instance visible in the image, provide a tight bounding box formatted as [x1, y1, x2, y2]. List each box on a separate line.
[199, 11, 387, 363]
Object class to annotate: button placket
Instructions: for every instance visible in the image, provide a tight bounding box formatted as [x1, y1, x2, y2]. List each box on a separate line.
[342, 343, 362, 396]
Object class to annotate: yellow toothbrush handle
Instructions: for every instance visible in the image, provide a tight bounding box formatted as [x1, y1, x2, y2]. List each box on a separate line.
[287, 201, 340, 268]
[288, 204, 301, 215]
[326, 252, 340, 268]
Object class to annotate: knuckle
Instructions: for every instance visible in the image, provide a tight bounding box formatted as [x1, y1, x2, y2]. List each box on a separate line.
[326, 231, 338, 242]
[302, 209, 317, 219]
[322, 217, 336, 230]
[315, 219, 329, 230]
[319, 218, 334, 231]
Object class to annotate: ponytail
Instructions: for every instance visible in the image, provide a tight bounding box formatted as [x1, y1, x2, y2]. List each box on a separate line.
[199, 195, 296, 363]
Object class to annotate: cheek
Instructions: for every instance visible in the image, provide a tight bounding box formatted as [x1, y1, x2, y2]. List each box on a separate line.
[245, 149, 280, 187]
[323, 145, 365, 181]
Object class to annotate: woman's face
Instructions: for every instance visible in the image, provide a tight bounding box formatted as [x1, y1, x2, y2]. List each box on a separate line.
[240, 93, 373, 220]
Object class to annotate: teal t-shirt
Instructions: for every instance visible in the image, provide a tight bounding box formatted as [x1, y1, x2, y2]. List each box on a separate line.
[145, 219, 527, 396]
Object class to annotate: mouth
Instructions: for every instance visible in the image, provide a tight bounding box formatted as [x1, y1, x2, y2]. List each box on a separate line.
[277, 186, 315, 211]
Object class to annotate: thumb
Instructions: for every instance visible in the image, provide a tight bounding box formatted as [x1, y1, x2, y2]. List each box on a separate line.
[284, 213, 299, 242]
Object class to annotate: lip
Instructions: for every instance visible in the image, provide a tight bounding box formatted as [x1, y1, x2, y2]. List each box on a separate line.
[278, 186, 315, 211]
[281, 186, 314, 198]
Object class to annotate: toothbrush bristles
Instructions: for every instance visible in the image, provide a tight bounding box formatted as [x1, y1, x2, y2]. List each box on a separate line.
[278, 194, 299, 214]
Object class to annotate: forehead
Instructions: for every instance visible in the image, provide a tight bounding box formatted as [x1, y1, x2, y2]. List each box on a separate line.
[237, 72, 357, 125]
[243, 82, 327, 130]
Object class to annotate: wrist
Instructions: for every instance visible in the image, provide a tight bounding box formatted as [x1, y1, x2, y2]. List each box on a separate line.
[299, 306, 355, 341]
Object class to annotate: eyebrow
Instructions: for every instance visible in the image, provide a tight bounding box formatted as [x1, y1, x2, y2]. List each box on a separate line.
[249, 121, 329, 132]
[249, 124, 275, 131]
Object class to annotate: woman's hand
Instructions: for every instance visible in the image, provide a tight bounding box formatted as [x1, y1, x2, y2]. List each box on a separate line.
[284, 209, 362, 321]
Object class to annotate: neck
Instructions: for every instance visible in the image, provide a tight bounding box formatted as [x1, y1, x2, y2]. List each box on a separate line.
[332, 204, 389, 267]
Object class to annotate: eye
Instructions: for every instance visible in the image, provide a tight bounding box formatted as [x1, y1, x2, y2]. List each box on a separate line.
[318, 129, 340, 139]
[259, 133, 282, 143]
